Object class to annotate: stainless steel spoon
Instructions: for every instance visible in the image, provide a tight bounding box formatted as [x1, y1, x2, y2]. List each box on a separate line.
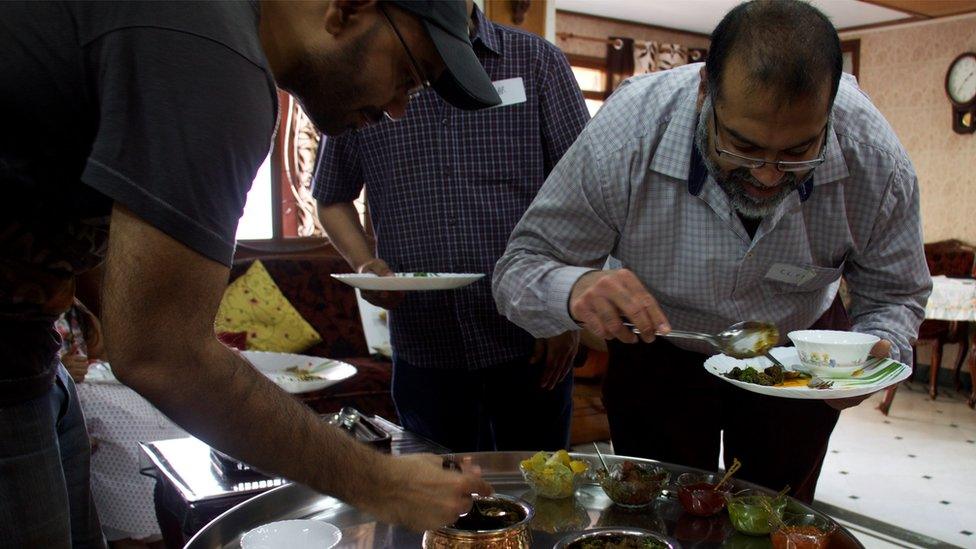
[592, 442, 611, 477]
[624, 320, 780, 359]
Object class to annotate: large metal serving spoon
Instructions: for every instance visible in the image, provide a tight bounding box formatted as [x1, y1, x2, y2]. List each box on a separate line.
[623, 320, 780, 359]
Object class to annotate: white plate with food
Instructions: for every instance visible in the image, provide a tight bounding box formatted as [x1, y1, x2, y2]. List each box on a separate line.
[331, 272, 484, 291]
[242, 351, 357, 394]
[240, 519, 341, 549]
[704, 347, 911, 399]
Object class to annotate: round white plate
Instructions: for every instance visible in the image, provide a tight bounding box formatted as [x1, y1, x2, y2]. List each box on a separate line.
[331, 272, 484, 291]
[240, 519, 341, 549]
[704, 347, 911, 400]
[242, 351, 357, 394]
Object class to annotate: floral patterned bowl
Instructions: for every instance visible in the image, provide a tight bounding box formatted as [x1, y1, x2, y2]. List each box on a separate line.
[787, 330, 879, 378]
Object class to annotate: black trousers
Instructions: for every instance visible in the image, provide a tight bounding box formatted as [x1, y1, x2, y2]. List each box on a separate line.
[603, 298, 850, 503]
[392, 355, 574, 453]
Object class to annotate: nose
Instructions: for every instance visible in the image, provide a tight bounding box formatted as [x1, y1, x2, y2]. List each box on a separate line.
[750, 163, 785, 187]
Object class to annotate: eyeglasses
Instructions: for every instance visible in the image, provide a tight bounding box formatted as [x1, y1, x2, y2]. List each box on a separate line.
[379, 4, 431, 100]
[712, 107, 829, 173]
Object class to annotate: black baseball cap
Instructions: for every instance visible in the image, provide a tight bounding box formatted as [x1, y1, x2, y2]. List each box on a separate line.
[389, 0, 501, 110]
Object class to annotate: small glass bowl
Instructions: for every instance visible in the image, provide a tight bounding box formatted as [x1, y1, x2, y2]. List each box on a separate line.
[519, 462, 580, 499]
[770, 513, 836, 549]
[725, 489, 788, 536]
[598, 461, 670, 508]
[675, 472, 730, 517]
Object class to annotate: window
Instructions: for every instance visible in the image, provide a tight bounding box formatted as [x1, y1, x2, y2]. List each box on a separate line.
[568, 55, 607, 117]
[583, 99, 605, 118]
[236, 155, 273, 240]
[234, 91, 373, 256]
[572, 65, 604, 93]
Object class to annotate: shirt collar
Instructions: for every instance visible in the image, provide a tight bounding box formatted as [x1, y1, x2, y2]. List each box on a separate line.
[649, 84, 700, 184]
[811, 126, 849, 187]
[471, 5, 502, 57]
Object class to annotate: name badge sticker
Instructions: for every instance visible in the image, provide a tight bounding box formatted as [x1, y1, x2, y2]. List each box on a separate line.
[764, 263, 817, 286]
[492, 77, 527, 108]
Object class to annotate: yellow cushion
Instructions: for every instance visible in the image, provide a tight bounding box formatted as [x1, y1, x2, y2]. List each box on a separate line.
[215, 260, 322, 353]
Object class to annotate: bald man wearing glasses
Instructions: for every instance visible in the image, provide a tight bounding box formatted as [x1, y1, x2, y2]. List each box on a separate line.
[493, 0, 929, 503]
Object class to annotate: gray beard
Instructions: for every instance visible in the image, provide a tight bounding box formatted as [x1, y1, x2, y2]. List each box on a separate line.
[694, 98, 800, 219]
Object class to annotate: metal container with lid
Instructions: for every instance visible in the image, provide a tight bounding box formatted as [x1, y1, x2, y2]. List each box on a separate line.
[422, 494, 534, 549]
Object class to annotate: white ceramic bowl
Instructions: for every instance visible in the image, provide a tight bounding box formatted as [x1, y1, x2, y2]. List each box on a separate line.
[240, 519, 341, 549]
[787, 330, 879, 378]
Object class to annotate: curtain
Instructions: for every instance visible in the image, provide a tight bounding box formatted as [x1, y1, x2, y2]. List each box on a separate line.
[633, 41, 690, 75]
[282, 96, 325, 237]
[605, 36, 634, 99]
[606, 37, 708, 96]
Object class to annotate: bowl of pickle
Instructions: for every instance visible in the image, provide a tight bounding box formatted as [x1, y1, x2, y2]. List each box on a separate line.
[725, 489, 788, 536]
[597, 460, 670, 508]
[519, 450, 590, 499]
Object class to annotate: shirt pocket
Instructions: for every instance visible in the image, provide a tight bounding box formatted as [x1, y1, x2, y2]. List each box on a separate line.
[763, 263, 844, 294]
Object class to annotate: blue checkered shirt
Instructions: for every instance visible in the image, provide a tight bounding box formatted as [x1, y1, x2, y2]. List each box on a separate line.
[312, 8, 589, 370]
[493, 64, 931, 364]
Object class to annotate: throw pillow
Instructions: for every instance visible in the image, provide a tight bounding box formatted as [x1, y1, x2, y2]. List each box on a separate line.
[215, 260, 322, 353]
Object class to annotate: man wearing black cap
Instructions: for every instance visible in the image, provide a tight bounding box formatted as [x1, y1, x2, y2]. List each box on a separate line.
[315, 1, 589, 455]
[0, 1, 497, 546]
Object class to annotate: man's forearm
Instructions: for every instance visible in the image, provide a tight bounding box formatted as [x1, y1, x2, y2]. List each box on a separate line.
[102, 204, 387, 509]
[115, 336, 384, 509]
[318, 201, 374, 270]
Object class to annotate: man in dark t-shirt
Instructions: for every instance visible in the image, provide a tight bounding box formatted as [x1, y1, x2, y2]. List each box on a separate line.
[0, 1, 500, 546]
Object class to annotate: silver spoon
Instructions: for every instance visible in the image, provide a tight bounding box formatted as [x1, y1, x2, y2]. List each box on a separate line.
[623, 320, 780, 359]
[593, 442, 611, 477]
[764, 352, 788, 370]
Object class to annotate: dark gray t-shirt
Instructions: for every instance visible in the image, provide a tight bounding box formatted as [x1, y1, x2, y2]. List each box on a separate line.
[0, 1, 277, 405]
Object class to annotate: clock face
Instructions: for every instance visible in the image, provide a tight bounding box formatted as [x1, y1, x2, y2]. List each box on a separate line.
[947, 54, 976, 105]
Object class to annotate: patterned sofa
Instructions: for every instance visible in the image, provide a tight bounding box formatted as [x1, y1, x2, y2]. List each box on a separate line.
[229, 254, 396, 420]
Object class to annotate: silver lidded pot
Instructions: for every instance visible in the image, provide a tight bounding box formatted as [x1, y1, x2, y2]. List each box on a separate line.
[422, 494, 534, 549]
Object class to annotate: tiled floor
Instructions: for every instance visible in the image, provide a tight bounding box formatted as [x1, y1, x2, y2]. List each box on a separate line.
[575, 379, 976, 548]
[815, 380, 976, 548]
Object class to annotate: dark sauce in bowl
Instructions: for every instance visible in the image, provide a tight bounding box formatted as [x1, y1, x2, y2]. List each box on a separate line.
[450, 498, 525, 531]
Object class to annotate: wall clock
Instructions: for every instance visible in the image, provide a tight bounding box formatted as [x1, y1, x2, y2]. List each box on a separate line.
[946, 52, 976, 134]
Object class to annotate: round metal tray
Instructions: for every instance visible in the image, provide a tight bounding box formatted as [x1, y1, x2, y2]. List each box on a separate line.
[187, 451, 863, 548]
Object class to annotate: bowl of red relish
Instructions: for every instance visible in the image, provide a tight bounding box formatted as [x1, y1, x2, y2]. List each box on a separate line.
[770, 513, 835, 549]
[675, 473, 730, 517]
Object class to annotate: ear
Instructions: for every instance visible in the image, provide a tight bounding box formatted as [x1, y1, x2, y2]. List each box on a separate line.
[696, 67, 708, 110]
[323, 0, 378, 36]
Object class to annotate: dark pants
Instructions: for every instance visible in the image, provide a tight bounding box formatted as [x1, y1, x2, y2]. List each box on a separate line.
[603, 298, 850, 503]
[0, 364, 105, 548]
[392, 356, 574, 453]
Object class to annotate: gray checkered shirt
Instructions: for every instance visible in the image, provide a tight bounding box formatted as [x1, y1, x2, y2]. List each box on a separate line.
[314, 8, 589, 369]
[493, 64, 931, 363]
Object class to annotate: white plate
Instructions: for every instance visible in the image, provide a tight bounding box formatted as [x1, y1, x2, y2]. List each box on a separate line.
[704, 347, 911, 400]
[331, 272, 484, 291]
[242, 351, 357, 394]
[240, 519, 341, 549]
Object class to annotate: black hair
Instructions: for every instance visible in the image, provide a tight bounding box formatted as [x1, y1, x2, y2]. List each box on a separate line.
[706, 0, 842, 107]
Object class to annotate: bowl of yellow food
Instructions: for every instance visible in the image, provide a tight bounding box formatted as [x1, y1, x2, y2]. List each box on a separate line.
[519, 450, 590, 499]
